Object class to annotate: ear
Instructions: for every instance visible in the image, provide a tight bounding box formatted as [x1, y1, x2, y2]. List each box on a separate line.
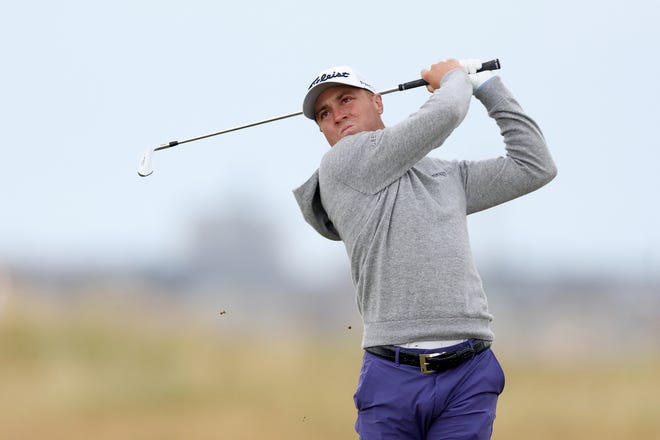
[373, 93, 384, 115]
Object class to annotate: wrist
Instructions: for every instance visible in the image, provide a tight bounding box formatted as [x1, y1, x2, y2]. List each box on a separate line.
[440, 67, 466, 86]
[468, 71, 494, 93]
[474, 76, 504, 107]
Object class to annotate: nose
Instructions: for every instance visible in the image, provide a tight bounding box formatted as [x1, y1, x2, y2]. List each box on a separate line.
[333, 106, 348, 124]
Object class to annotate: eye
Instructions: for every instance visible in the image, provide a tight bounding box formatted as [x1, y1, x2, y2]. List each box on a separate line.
[317, 110, 330, 121]
[342, 96, 354, 104]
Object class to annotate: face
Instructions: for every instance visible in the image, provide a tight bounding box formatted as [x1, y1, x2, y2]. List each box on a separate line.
[314, 85, 385, 146]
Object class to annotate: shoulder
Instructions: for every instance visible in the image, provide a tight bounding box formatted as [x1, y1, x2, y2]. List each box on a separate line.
[320, 131, 381, 173]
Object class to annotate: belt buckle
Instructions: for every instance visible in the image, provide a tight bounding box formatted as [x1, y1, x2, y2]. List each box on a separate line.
[419, 352, 445, 374]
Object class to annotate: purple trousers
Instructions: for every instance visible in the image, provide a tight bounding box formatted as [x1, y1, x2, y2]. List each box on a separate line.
[353, 341, 505, 440]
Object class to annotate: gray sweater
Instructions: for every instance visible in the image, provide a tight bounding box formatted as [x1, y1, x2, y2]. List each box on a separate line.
[293, 69, 557, 348]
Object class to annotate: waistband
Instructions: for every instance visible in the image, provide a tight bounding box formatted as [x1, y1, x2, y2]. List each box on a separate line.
[395, 339, 468, 349]
[365, 339, 491, 374]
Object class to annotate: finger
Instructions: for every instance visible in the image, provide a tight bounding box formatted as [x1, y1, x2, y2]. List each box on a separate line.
[420, 69, 433, 92]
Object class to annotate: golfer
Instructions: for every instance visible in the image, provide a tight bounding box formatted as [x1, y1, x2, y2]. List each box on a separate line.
[294, 58, 556, 439]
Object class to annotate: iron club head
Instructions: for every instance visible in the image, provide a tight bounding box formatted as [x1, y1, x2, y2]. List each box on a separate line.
[137, 146, 157, 177]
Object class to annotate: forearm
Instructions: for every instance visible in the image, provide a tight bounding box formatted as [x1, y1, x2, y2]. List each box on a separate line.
[464, 77, 557, 213]
[387, 68, 472, 160]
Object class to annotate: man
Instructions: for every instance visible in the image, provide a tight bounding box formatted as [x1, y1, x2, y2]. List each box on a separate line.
[293, 58, 556, 439]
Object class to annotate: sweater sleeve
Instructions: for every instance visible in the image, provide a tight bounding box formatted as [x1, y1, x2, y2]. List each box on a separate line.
[461, 77, 558, 214]
[322, 68, 473, 195]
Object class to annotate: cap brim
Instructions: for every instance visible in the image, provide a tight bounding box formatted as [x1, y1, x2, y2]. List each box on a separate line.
[303, 81, 346, 120]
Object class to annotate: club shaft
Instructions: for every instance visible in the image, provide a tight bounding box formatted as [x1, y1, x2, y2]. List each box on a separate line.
[155, 58, 501, 150]
[155, 111, 304, 151]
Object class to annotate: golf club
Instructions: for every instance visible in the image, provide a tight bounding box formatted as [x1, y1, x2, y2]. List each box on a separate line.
[138, 59, 501, 177]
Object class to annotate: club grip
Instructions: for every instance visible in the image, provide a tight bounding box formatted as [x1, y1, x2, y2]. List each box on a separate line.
[479, 58, 500, 72]
[397, 58, 501, 91]
[398, 79, 428, 91]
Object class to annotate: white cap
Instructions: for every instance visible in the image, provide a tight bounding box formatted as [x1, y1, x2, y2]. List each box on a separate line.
[302, 65, 376, 119]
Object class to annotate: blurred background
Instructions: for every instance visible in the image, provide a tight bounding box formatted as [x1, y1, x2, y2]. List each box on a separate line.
[1, 0, 659, 438]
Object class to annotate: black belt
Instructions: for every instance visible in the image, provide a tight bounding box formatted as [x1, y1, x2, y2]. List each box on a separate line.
[365, 340, 491, 374]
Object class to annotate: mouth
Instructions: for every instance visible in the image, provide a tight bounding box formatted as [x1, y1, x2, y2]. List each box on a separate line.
[340, 124, 355, 136]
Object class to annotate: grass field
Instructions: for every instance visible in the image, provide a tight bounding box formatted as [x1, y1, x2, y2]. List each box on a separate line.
[1, 293, 659, 439]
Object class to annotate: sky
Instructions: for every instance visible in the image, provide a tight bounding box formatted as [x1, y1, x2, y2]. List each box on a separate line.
[1, 0, 658, 279]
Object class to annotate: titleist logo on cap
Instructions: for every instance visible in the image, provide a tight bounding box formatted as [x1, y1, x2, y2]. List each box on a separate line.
[308, 71, 350, 90]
